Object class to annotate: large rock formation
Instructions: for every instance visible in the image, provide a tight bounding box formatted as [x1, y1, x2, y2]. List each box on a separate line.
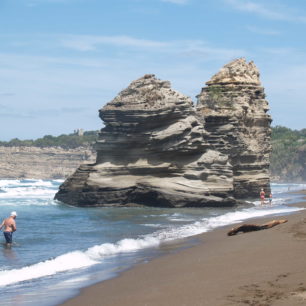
[55, 58, 271, 207]
[196, 58, 271, 197]
[55, 74, 235, 207]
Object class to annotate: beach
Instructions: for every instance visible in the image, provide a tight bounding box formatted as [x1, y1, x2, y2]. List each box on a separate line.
[61, 195, 306, 306]
[1, 180, 305, 306]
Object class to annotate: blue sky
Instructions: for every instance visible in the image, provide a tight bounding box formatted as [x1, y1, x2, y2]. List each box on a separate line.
[1, 0, 306, 140]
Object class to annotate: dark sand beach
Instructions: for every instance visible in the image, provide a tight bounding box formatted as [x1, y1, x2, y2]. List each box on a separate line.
[60, 194, 306, 306]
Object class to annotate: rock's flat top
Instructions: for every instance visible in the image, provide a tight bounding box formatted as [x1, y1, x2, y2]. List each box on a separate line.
[206, 58, 260, 86]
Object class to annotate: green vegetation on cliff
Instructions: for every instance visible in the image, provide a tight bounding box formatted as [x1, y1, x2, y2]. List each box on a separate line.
[271, 126, 306, 182]
[0, 131, 98, 149]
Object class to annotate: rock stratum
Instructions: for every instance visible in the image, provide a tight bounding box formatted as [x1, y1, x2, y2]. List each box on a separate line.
[0, 146, 94, 179]
[197, 58, 271, 197]
[55, 58, 271, 207]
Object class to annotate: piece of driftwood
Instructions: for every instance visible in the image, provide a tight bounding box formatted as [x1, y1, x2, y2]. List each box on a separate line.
[227, 219, 288, 236]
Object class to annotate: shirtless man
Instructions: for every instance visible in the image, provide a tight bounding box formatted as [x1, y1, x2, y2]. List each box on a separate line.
[0, 211, 17, 246]
[260, 188, 265, 205]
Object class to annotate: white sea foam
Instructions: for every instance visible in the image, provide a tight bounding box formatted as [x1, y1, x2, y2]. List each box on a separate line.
[168, 217, 194, 222]
[0, 179, 55, 188]
[0, 187, 55, 199]
[0, 237, 160, 287]
[0, 204, 303, 288]
[252, 197, 286, 206]
[52, 179, 64, 183]
[0, 199, 59, 207]
[271, 183, 306, 194]
[0, 251, 98, 287]
[167, 212, 194, 222]
[86, 236, 160, 260]
[142, 223, 164, 228]
[0, 179, 59, 199]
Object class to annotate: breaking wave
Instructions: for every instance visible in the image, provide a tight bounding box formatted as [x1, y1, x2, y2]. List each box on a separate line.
[0, 203, 302, 288]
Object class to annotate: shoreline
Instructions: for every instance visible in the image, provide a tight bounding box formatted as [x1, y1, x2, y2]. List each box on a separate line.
[59, 192, 306, 306]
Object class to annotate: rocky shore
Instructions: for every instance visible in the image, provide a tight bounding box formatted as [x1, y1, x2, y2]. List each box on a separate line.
[55, 58, 272, 207]
[0, 146, 95, 179]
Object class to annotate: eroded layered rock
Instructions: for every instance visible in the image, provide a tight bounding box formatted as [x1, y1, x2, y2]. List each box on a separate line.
[196, 58, 271, 197]
[55, 58, 271, 207]
[55, 74, 235, 207]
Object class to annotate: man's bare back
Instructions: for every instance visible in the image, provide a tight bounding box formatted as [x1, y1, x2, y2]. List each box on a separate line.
[0, 211, 17, 245]
[0, 217, 16, 232]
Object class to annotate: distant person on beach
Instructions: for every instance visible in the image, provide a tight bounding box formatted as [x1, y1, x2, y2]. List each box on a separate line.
[260, 188, 265, 205]
[269, 193, 272, 205]
[0, 211, 17, 246]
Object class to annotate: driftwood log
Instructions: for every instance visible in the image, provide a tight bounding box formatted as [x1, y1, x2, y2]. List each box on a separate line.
[227, 219, 288, 236]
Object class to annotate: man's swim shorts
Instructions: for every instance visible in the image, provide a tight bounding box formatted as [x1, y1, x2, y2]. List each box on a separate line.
[3, 232, 12, 244]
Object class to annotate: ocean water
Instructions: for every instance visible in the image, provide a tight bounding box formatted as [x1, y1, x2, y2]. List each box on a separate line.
[0, 179, 305, 306]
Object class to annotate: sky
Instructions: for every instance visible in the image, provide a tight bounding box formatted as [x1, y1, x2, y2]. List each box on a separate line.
[1, 0, 306, 140]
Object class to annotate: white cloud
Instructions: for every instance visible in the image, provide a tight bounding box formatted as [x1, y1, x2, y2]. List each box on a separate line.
[60, 35, 169, 51]
[59, 34, 246, 61]
[225, 0, 306, 23]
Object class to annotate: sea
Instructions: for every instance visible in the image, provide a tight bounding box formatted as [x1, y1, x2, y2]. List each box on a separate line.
[0, 179, 305, 306]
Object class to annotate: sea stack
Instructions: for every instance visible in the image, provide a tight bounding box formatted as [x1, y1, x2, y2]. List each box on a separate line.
[196, 58, 271, 197]
[55, 58, 271, 207]
[55, 74, 235, 207]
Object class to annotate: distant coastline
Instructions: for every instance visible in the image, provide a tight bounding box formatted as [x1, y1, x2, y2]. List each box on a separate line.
[0, 146, 95, 180]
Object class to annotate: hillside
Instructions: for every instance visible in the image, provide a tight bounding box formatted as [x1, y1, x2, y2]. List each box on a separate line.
[0, 130, 98, 149]
[0, 131, 98, 179]
[271, 126, 306, 182]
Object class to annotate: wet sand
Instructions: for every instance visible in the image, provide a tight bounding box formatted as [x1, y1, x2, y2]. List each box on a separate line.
[60, 195, 306, 306]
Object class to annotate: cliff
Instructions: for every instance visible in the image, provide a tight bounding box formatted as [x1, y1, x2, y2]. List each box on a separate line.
[0, 146, 95, 179]
[55, 58, 271, 207]
[196, 58, 271, 197]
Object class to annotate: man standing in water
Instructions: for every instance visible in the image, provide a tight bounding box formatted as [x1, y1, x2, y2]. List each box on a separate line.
[260, 188, 265, 205]
[0, 211, 17, 246]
